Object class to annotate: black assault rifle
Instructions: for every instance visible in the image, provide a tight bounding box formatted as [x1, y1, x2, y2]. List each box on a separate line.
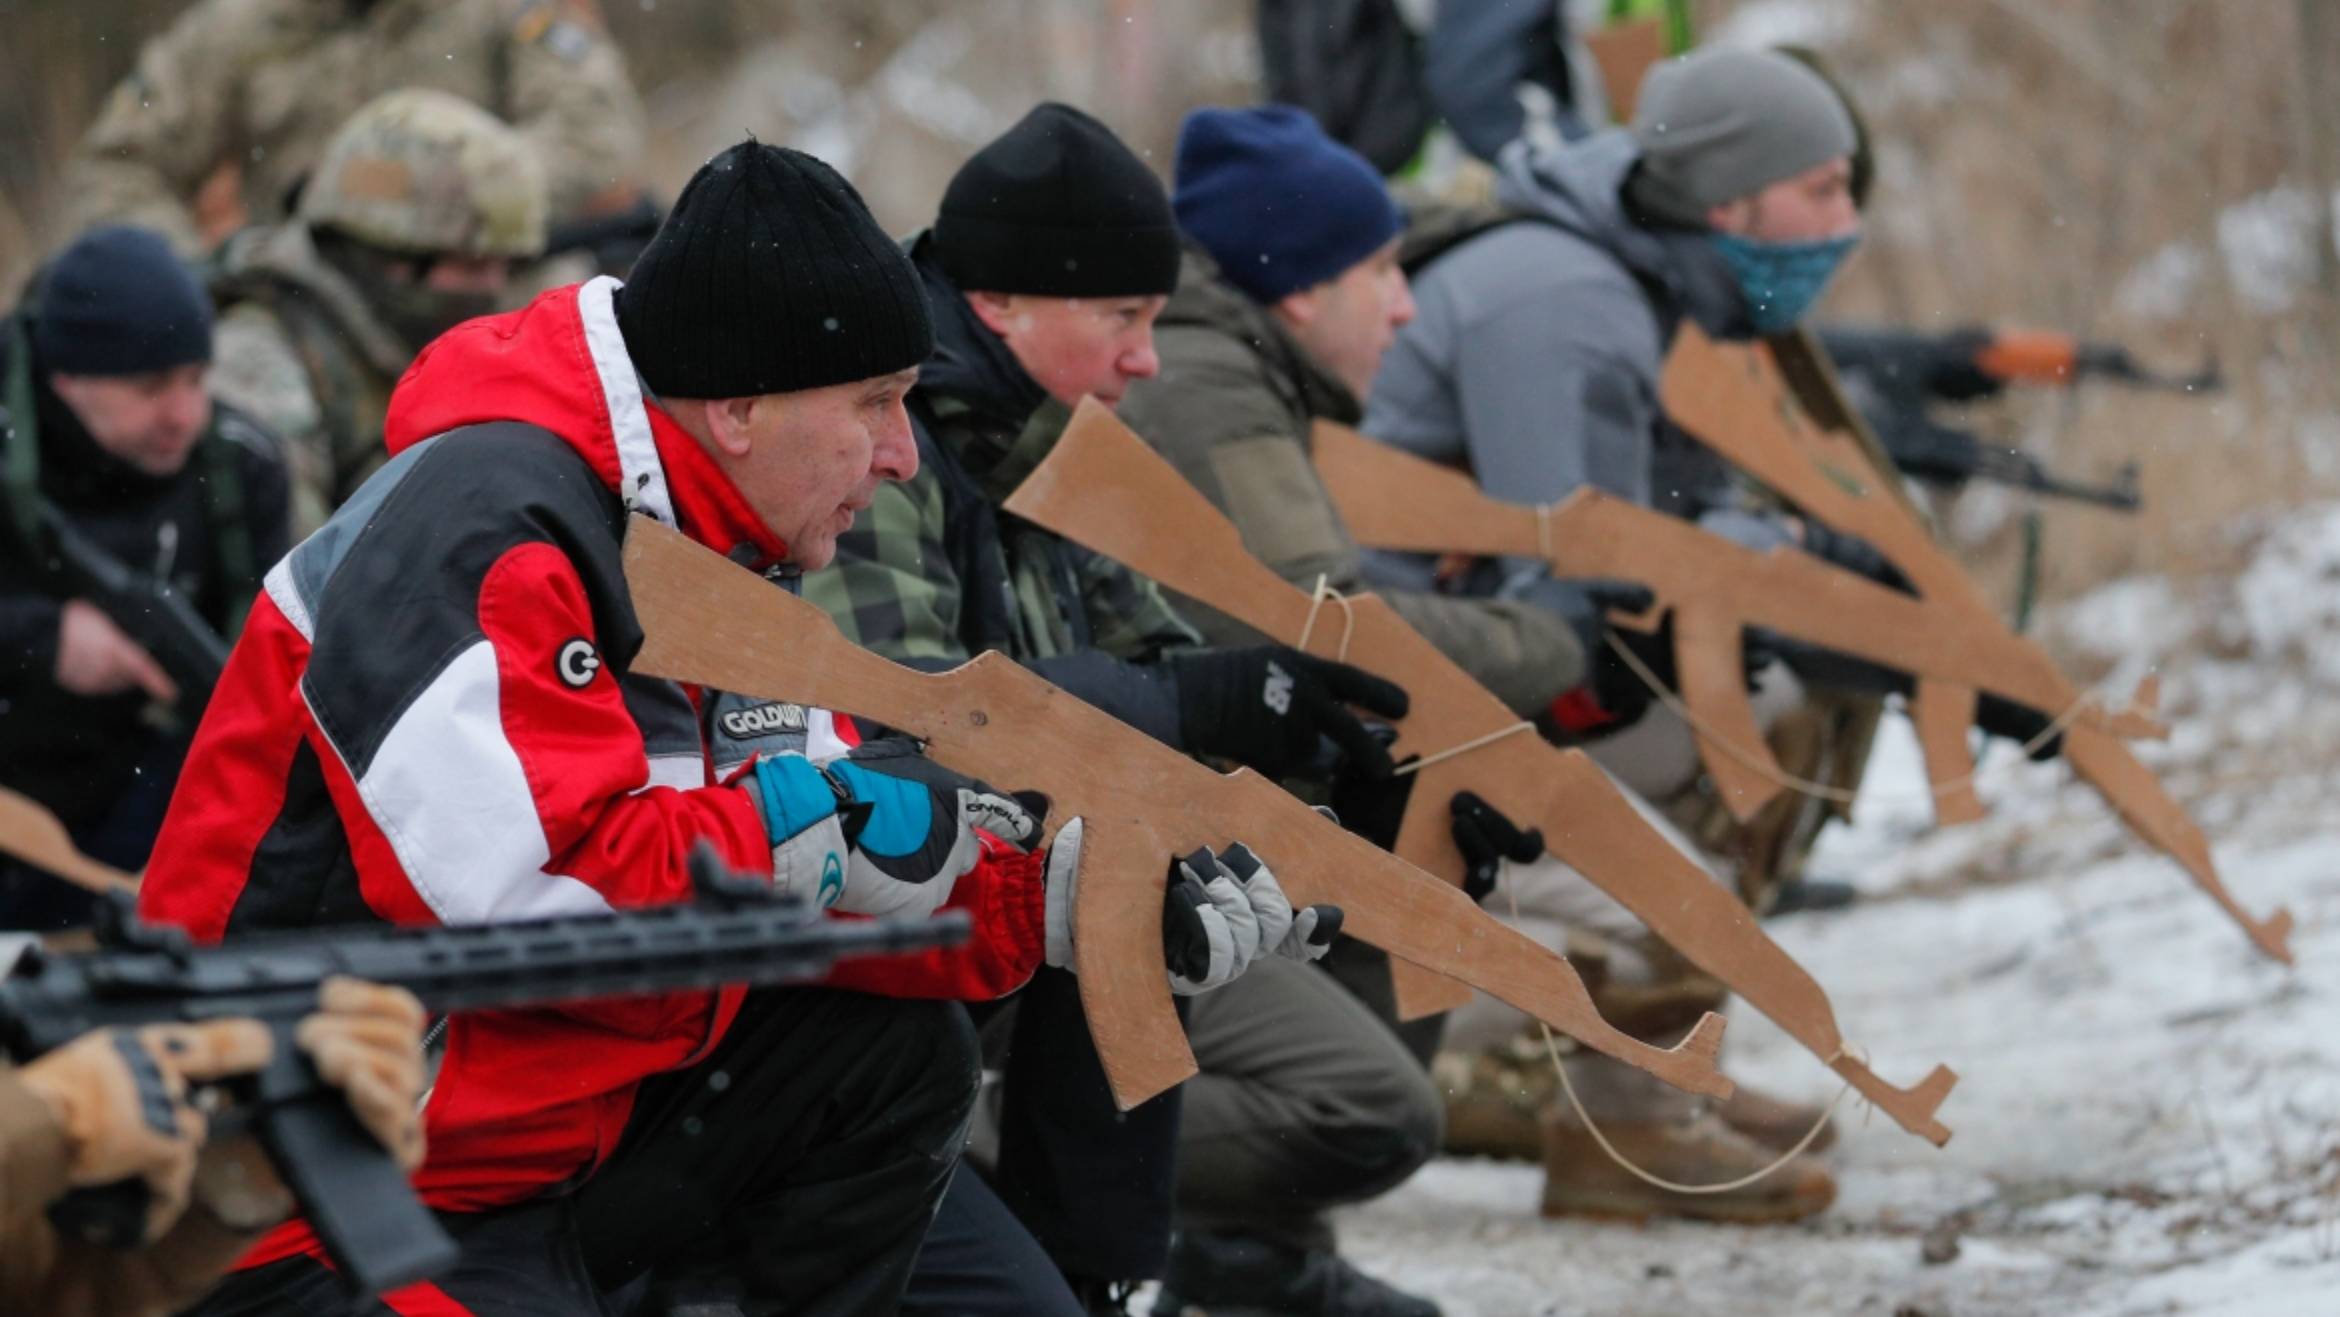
[1819, 324, 2223, 512]
[36, 497, 232, 717]
[0, 844, 968, 1299]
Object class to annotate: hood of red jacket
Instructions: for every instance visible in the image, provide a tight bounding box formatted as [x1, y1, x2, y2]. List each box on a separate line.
[383, 282, 788, 568]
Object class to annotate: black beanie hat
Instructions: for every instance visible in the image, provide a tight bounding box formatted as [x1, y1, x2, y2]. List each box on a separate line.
[617, 140, 932, 399]
[933, 102, 1180, 298]
[34, 225, 213, 377]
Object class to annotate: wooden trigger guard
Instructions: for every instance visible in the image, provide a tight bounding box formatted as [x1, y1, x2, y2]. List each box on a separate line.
[620, 517, 1731, 1113]
[1002, 401, 1956, 1146]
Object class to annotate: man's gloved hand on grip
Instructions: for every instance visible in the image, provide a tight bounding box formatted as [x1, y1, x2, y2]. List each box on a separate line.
[1450, 791, 1546, 903]
[18, 977, 428, 1244]
[191, 977, 430, 1232]
[1168, 645, 1409, 782]
[18, 1020, 269, 1243]
[750, 740, 1041, 917]
[1041, 823, 1341, 995]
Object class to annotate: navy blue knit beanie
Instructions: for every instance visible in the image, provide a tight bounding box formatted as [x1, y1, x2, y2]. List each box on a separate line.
[34, 225, 213, 376]
[1172, 105, 1402, 304]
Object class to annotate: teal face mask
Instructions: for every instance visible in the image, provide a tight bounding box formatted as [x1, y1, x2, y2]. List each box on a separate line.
[1707, 230, 1860, 334]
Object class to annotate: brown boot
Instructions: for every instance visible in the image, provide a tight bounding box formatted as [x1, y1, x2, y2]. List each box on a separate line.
[1433, 1035, 1554, 1162]
[1539, 1104, 1837, 1225]
[1717, 1081, 1837, 1155]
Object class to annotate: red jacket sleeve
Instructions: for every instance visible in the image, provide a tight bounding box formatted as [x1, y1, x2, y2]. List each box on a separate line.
[819, 831, 1047, 1000]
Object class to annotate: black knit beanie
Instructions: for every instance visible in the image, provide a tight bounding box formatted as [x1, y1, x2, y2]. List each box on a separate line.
[34, 225, 213, 377]
[933, 102, 1180, 298]
[617, 140, 932, 399]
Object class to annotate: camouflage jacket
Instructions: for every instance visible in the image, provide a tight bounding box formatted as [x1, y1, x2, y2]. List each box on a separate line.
[206, 224, 413, 535]
[803, 236, 1200, 744]
[56, 0, 643, 253]
[1113, 247, 1588, 717]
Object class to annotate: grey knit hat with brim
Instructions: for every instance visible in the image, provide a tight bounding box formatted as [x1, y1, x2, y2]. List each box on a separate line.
[1627, 47, 1858, 228]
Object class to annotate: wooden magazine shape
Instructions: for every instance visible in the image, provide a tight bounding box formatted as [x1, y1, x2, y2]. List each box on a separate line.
[1002, 401, 1957, 1144]
[622, 517, 1729, 1112]
[1308, 326, 2291, 966]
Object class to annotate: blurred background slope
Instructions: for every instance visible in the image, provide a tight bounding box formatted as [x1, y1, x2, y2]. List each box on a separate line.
[6, 0, 2337, 624]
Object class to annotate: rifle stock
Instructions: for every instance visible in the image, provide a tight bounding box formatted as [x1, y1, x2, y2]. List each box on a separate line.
[620, 516, 1732, 1112]
[1003, 402, 1957, 1146]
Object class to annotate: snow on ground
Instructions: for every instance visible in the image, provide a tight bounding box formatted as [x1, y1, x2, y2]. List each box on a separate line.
[1321, 509, 2340, 1316]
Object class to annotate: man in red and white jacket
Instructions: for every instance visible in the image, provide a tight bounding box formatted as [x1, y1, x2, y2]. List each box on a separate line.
[142, 140, 1327, 1317]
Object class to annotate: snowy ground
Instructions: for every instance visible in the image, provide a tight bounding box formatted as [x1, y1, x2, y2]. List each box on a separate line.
[1322, 509, 2340, 1316]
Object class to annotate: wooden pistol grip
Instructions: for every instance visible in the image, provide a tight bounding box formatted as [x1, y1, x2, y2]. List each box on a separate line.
[1911, 681, 1986, 827]
[1069, 817, 1195, 1107]
[1672, 607, 1784, 823]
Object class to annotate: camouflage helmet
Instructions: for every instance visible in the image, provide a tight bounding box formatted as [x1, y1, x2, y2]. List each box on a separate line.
[299, 89, 547, 260]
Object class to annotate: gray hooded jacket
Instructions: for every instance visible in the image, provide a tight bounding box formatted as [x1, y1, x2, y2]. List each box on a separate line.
[1362, 130, 1749, 517]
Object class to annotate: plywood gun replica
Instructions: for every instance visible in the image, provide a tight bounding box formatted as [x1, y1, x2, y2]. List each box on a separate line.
[621, 518, 1728, 1114]
[1309, 324, 2292, 966]
[1000, 401, 1957, 1145]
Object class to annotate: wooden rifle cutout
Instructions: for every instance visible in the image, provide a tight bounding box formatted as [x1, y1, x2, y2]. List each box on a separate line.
[1310, 419, 2160, 813]
[0, 786, 139, 897]
[1309, 327, 2290, 966]
[1002, 401, 1957, 1145]
[621, 516, 1729, 1113]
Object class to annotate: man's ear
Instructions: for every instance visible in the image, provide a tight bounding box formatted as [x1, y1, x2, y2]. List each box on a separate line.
[1706, 197, 1753, 234]
[704, 395, 764, 458]
[1272, 284, 1322, 332]
[964, 290, 1020, 339]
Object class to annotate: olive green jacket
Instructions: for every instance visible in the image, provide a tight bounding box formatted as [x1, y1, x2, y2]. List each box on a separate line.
[1114, 249, 1587, 716]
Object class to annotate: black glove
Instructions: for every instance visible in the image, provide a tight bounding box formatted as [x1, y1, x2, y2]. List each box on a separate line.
[1449, 791, 1546, 903]
[1974, 691, 2064, 761]
[1168, 645, 1409, 781]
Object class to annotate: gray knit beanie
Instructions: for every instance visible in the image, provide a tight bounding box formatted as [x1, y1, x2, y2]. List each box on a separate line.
[1628, 48, 1857, 228]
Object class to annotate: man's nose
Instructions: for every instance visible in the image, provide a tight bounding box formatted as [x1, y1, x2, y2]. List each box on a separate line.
[1388, 273, 1418, 329]
[1123, 342, 1161, 381]
[876, 402, 919, 481]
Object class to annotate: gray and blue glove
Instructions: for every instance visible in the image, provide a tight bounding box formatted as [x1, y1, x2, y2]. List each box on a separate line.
[750, 740, 1040, 917]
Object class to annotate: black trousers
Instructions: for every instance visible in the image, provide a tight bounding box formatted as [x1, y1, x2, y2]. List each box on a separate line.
[185, 986, 979, 1317]
[983, 966, 1183, 1283]
[899, 1168, 1084, 1317]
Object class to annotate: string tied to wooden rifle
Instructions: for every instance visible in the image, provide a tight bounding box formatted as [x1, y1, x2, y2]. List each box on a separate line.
[1602, 631, 2104, 807]
[1298, 573, 1361, 663]
[1301, 577, 1538, 776]
[1502, 878, 1856, 1194]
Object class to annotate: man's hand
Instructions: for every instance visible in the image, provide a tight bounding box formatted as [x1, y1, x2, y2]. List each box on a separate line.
[1450, 791, 1546, 903]
[54, 599, 177, 703]
[18, 1019, 272, 1242]
[1168, 645, 1410, 781]
[1039, 821, 1341, 994]
[751, 741, 1041, 917]
[191, 978, 430, 1231]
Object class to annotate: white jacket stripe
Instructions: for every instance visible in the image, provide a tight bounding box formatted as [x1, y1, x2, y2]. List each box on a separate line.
[337, 640, 613, 923]
[577, 275, 675, 527]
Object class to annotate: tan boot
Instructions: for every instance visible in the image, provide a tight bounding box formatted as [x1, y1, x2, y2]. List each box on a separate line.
[1433, 1034, 1554, 1162]
[1717, 1081, 1837, 1155]
[1538, 1104, 1837, 1225]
